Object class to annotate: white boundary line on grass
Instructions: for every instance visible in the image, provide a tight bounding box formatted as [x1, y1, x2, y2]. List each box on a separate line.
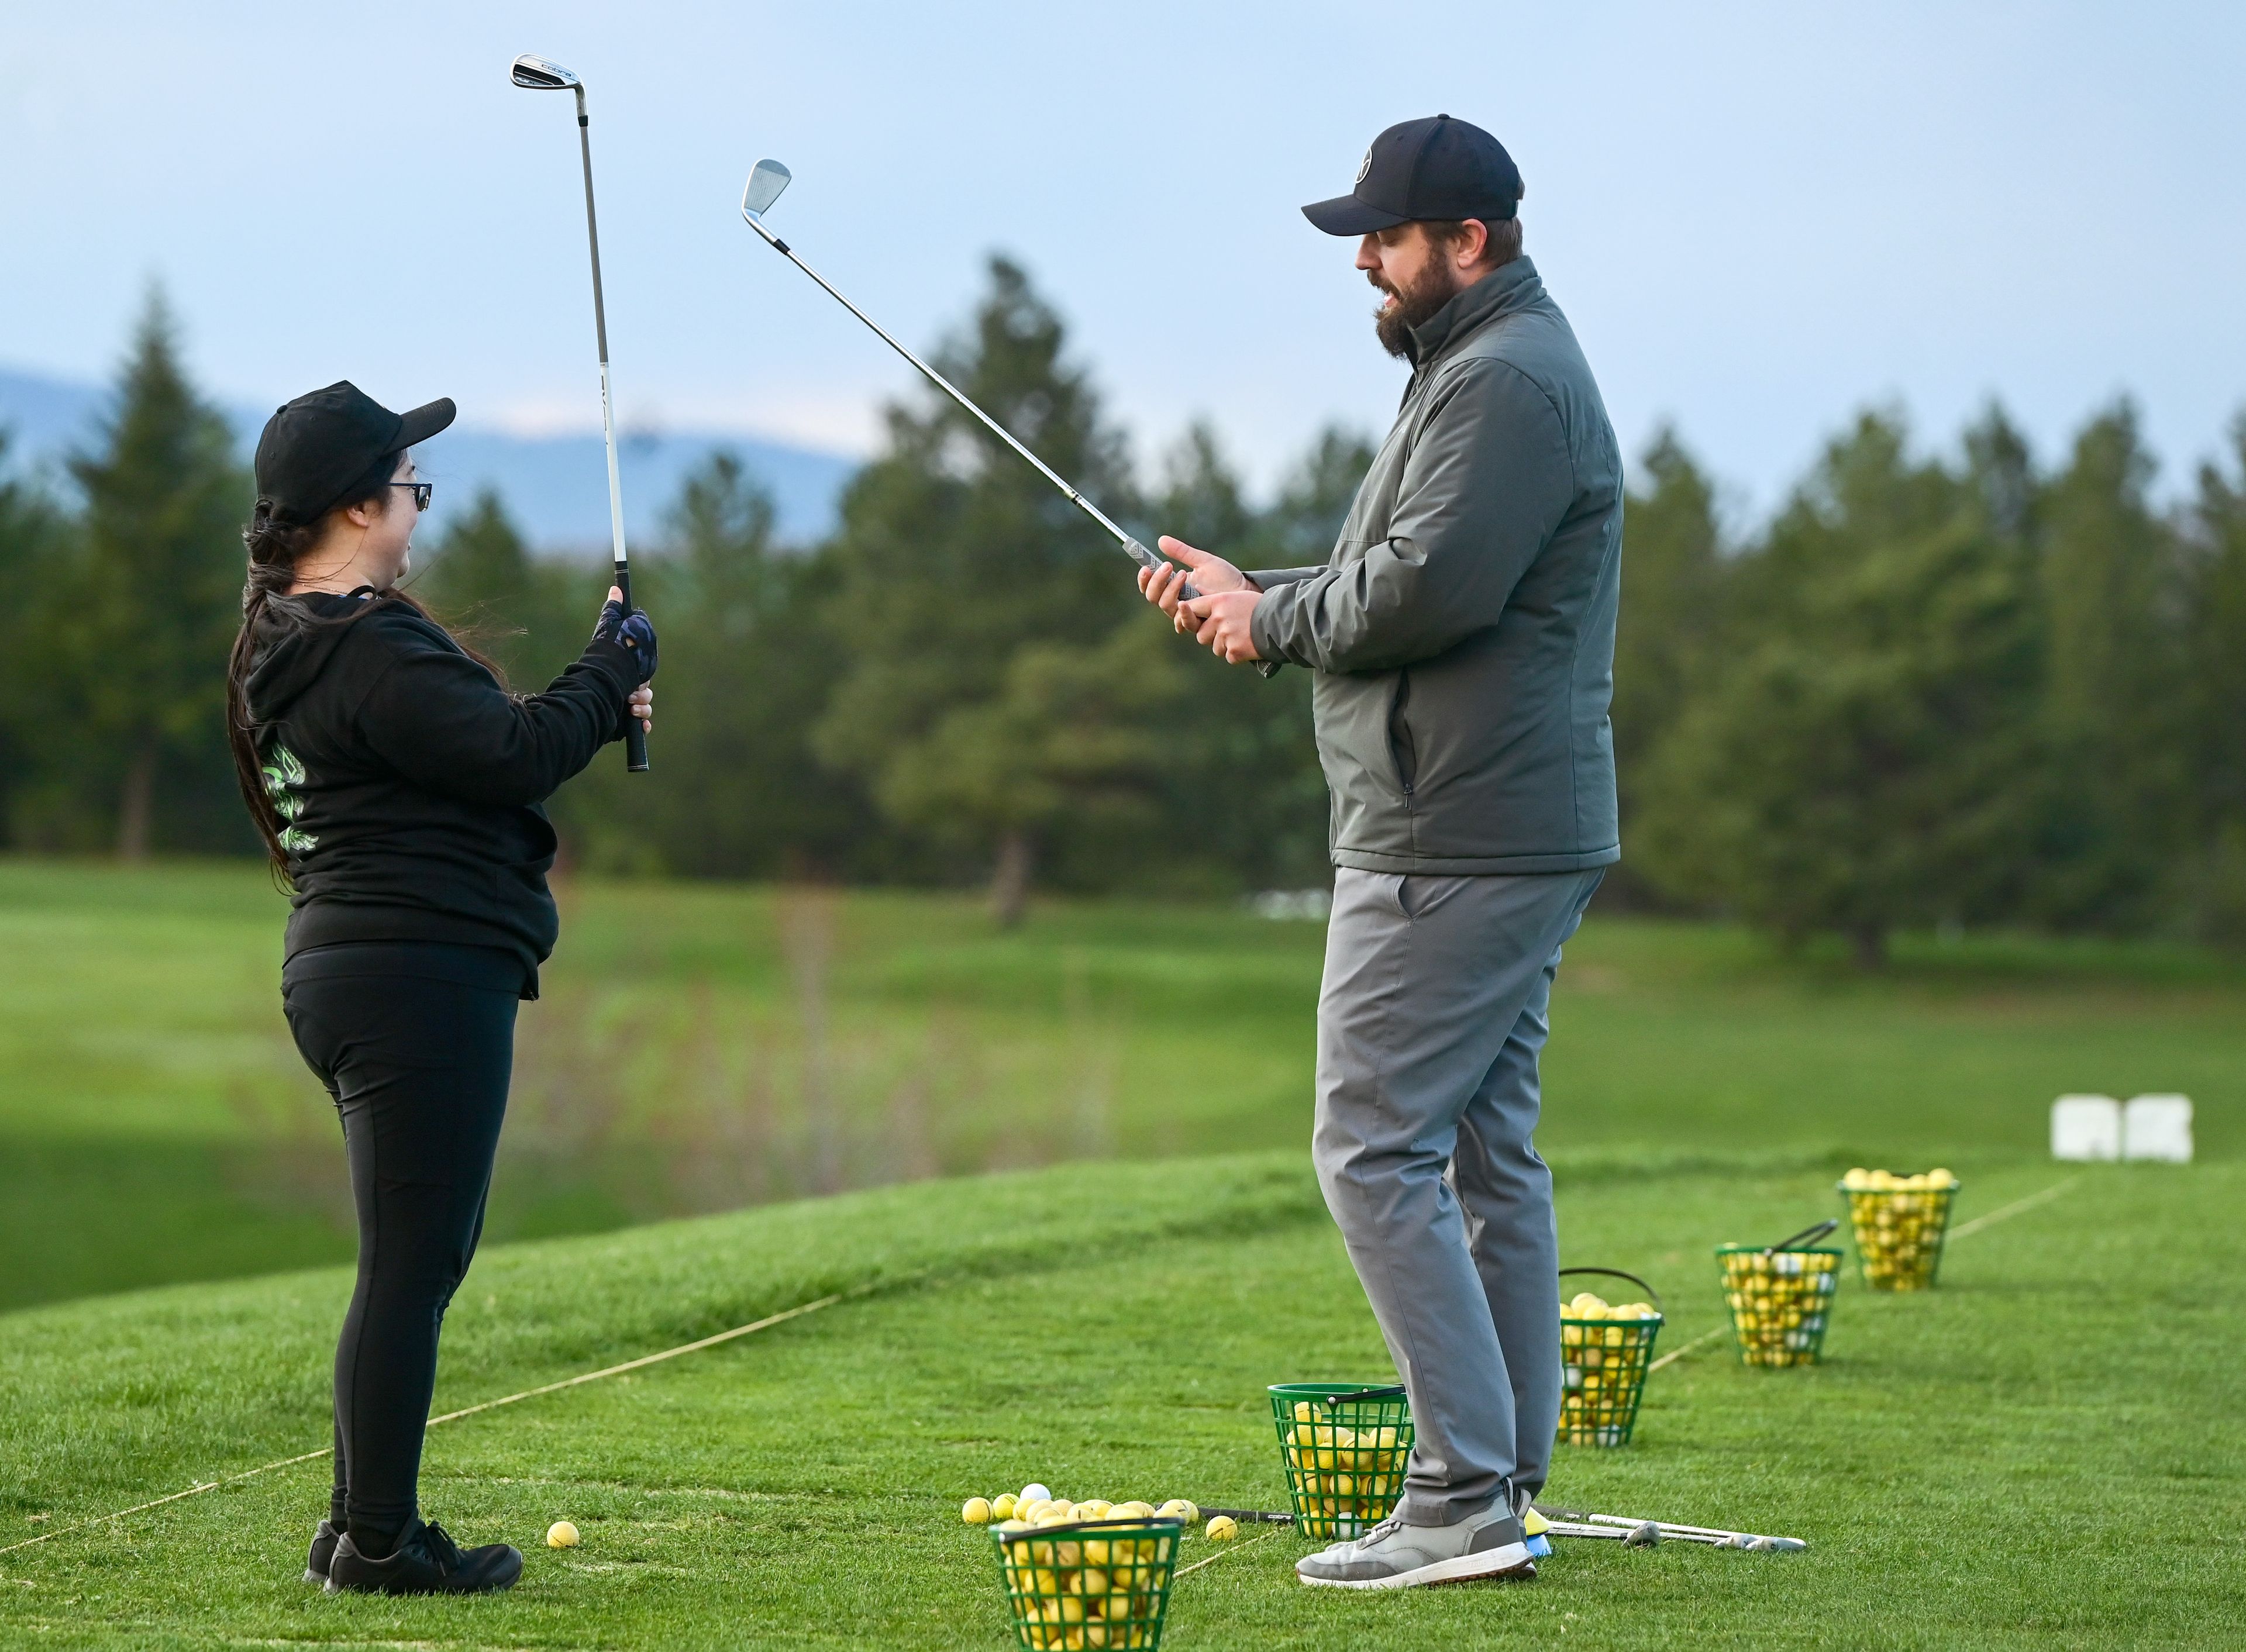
[1642, 1174, 2083, 1375]
[1945, 1176, 2079, 1240]
[1646, 1325, 1728, 1374]
[1173, 1526, 1283, 1578]
[0, 1287, 873, 1559]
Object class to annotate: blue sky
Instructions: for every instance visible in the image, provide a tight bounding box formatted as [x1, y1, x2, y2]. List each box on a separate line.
[2, 1, 2241, 518]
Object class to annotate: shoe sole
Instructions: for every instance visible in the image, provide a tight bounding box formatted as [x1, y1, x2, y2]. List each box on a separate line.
[1298, 1544, 1537, 1590]
[302, 1567, 326, 1585]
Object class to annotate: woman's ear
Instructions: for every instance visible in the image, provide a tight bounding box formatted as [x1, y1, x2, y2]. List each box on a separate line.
[339, 494, 385, 530]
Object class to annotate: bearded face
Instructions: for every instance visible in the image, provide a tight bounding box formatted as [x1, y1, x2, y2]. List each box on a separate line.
[1369, 237, 1465, 360]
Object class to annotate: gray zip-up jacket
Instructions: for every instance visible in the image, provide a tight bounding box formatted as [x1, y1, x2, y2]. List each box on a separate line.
[1248, 256, 1622, 875]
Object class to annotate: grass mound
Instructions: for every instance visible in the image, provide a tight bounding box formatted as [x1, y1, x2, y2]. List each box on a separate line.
[5, 1151, 2242, 1648]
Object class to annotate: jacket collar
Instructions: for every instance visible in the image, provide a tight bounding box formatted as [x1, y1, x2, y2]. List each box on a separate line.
[1405, 256, 1544, 368]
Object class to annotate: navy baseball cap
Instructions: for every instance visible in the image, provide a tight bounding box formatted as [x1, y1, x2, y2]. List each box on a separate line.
[253, 381, 454, 525]
[1303, 114, 1523, 236]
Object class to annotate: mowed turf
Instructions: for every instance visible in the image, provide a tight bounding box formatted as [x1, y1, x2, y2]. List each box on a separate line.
[4, 859, 2242, 1309]
[4, 1153, 2241, 1648]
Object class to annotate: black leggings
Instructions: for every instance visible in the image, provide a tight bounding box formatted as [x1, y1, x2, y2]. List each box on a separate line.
[282, 942, 523, 1544]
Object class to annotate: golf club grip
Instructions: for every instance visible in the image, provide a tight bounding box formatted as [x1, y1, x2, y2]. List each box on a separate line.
[615, 568, 649, 773]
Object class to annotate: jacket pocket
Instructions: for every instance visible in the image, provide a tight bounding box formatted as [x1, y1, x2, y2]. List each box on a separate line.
[1386, 670, 1416, 796]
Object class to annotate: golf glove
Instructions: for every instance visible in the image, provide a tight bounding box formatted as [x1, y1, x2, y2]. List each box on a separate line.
[591, 597, 658, 683]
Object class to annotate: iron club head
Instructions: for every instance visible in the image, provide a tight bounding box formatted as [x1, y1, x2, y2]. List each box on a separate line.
[511, 53, 581, 91]
[742, 160, 792, 220]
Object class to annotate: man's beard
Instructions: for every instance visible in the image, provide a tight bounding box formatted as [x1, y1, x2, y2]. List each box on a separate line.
[1372, 260, 1462, 360]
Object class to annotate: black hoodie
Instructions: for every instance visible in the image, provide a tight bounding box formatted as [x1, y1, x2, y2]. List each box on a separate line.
[243, 590, 638, 991]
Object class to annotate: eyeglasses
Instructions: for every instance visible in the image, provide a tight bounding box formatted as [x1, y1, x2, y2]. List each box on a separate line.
[391, 481, 434, 512]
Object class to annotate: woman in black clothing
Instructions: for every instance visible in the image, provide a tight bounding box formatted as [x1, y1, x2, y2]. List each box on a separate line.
[227, 382, 655, 1596]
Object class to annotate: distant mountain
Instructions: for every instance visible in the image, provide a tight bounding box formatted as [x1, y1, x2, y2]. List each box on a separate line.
[0, 365, 857, 550]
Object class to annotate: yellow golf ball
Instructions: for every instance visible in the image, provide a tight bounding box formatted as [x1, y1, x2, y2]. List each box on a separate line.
[992, 1492, 1018, 1520]
[1204, 1515, 1239, 1541]
[963, 1497, 993, 1525]
[546, 1520, 580, 1548]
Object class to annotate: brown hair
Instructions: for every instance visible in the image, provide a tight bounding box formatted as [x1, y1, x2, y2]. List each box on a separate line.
[1424, 215, 1524, 271]
[225, 453, 447, 884]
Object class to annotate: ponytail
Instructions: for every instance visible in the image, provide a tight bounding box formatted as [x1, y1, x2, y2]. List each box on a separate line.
[228, 450, 399, 885]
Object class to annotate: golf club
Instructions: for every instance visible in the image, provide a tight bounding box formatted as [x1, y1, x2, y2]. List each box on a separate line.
[738, 160, 1196, 601]
[1762, 1218, 1839, 1256]
[1539, 1507, 1808, 1551]
[1196, 1507, 1297, 1526]
[512, 52, 649, 772]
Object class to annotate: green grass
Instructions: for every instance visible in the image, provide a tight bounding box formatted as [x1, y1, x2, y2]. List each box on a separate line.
[2, 859, 2240, 1310]
[2, 1152, 2240, 1648]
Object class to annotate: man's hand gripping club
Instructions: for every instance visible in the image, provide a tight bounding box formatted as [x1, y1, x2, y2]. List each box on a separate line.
[1138, 536, 1264, 665]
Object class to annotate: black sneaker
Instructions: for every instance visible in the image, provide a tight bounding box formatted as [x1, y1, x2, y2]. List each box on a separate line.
[305, 1518, 344, 1584]
[325, 1518, 523, 1596]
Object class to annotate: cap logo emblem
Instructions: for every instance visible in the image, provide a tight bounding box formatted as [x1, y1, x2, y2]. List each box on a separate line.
[1356, 150, 1372, 184]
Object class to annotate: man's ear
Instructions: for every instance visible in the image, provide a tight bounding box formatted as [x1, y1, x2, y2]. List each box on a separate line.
[1458, 219, 1491, 268]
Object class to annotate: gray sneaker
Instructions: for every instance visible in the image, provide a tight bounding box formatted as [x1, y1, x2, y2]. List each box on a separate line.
[1295, 1505, 1537, 1590]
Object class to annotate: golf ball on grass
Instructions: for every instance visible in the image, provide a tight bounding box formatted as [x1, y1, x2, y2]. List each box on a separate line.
[1204, 1516, 1239, 1541]
[963, 1498, 993, 1525]
[546, 1520, 580, 1548]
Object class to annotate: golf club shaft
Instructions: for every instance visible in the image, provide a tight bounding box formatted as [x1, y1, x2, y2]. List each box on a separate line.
[573, 88, 648, 772]
[740, 215, 1196, 601]
[1197, 1508, 1296, 1525]
[1546, 1508, 1804, 1546]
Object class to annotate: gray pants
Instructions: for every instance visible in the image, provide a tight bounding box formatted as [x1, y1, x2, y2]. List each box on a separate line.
[1313, 865, 1603, 1526]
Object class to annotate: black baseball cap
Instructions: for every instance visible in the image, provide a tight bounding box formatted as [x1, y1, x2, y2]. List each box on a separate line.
[253, 381, 456, 525]
[1303, 114, 1523, 237]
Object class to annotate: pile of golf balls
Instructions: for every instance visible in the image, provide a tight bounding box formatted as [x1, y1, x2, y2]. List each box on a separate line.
[1559, 1292, 1663, 1445]
[1839, 1168, 1959, 1291]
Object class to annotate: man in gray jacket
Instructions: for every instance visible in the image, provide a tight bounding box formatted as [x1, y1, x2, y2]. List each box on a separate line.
[1141, 113, 1621, 1590]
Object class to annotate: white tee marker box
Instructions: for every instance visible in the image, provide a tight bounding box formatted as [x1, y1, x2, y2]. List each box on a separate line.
[2051, 1095, 2121, 1161]
[2122, 1095, 2193, 1163]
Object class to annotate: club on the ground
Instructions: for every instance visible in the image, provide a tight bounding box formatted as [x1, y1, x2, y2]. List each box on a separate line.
[1541, 1507, 1808, 1551]
[738, 160, 1195, 601]
[512, 52, 649, 771]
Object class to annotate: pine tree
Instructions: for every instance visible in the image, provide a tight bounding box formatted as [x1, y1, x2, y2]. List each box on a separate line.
[1610, 427, 1724, 905]
[416, 487, 554, 689]
[2032, 402, 2190, 927]
[0, 437, 73, 843]
[580, 451, 866, 879]
[815, 256, 1143, 919]
[2184, 414, 2246, 940]
[1638, 412, 2044, 963]
[67, 288, 249, 858]
[1145, 423, 1361, 893]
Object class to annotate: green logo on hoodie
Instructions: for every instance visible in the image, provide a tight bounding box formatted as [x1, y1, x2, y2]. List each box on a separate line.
[261, 744, 318, 855]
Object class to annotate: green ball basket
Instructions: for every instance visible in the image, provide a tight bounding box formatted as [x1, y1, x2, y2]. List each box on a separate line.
[1838, 1177, 1959, 1291]
[991, 1517, 1181, 1651]
[1716, 1245, 1842, 1368]
[1268, 1382, 1414, 1540]
[1558, 1267, 1665, 1447]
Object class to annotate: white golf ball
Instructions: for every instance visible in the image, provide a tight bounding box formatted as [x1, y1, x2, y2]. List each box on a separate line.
[1020, 1483, 1052, 1506]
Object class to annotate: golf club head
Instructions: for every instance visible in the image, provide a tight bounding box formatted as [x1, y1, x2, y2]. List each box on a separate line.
[511, 53, 581, 91]
[742, 160, 793, 219]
